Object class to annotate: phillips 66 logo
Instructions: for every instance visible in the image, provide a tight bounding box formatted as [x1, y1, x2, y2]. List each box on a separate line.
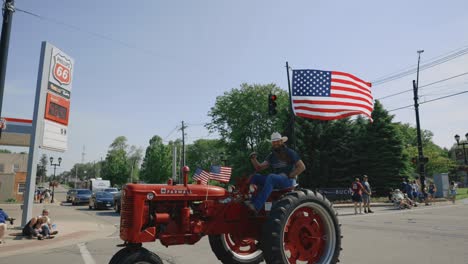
[53, 53, 72, 85]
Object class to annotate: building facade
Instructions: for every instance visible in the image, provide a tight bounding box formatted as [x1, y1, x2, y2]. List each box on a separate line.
[0, 153, 28, 202]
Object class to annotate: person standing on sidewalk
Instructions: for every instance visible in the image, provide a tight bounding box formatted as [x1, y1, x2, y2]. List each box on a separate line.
[449, 181, 458, 204]
[351, 177, 366, 214]
[362, 175, 373, 213]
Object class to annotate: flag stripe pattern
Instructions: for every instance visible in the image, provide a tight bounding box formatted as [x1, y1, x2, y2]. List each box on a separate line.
[193, 168, 210, 185]
[210, 166, 232, 183]
[292, 69, 373, 121]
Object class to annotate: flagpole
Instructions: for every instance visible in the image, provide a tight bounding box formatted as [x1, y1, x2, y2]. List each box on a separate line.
[286, 61, 296, 149]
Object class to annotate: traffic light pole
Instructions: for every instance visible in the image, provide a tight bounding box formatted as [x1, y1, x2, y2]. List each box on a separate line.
[285, 61, 295, 149]
[0, 0, 15, 138]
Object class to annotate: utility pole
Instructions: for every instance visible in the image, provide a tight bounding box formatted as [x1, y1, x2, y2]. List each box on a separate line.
[413, 50, 427, 193]
[180, 121, 187, 168]
[81, 145, 86, 163]
[75, 164, 78, 188]
[172, 144, 177, 182]
[0, 0, 15, 138]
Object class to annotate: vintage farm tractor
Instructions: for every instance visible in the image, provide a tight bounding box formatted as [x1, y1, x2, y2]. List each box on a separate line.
[109, 166, 341, 264]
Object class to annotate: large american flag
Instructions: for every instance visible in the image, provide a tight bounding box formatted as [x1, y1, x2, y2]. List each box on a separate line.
[193, 168, 210, 185]
[292, 70, 373, 121]
[210, 166, 232, 183]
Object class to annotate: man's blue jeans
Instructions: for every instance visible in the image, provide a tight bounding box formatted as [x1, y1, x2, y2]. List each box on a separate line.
[250, 173, 296, 211]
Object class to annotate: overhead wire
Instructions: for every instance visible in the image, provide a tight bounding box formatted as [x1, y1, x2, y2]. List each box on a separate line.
[372, 46, 468, 86]
[388, 90, 468, 112]
[377, 71, 468, 100]
[15, 7, 158, 56]
[371, 46, 468, 83]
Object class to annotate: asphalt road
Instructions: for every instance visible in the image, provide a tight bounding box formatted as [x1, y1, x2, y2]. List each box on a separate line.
[1, 200, 467, 264]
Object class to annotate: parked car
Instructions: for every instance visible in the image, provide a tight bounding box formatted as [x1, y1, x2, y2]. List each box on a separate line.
[103, 188, 119, 194]
[70, 189, 92, 205]
[66, 189, 77, 202]
[89, 191, 114, 210]
[114, 191, 122, 214]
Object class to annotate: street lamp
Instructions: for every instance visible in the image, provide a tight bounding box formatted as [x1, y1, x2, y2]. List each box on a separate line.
[50, 157, 62, 203]
[454, 133, 468, 165]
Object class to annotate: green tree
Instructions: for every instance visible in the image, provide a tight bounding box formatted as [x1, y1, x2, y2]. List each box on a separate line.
[101, 136, 130, 186]
[206, 83, 289, 177]
[140, 135, 172, 183]
[186, 139, 224, 172]
[394, 122, 456, 179]
[128, 145, 143, 182]
[36, 154, 48, 185]
[355, 100, 407, 193]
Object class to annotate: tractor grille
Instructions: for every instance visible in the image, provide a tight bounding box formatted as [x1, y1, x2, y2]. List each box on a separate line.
[120, 196, 134, 228]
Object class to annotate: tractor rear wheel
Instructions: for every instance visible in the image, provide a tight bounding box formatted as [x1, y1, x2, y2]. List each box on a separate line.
[262, 189, 341, 264]
[209, 233, 264, 264]
[108, 247, 162, 264]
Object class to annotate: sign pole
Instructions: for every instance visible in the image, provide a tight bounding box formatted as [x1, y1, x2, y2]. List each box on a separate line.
[285, 62, 295, 149]
[22, 42, 50, 226]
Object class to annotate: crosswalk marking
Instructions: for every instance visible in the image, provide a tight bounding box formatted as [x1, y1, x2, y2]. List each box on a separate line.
[78, 242, 96, 264]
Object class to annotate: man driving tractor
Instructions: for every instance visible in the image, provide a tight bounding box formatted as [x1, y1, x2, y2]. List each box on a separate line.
[244, 132, 306, 213]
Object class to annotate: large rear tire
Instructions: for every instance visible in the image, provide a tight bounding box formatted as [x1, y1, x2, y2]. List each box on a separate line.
[209, 233, 264, 264]
[262, 189, 341, 264]
[108, 247, 132, 264]
[109, 247, 162, 264]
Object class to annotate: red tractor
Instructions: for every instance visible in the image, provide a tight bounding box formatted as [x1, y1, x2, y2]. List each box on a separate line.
[109, 167, 341, 264]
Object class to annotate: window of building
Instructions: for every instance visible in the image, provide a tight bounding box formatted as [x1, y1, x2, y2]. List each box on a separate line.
[0, 163, 4, 173]
[18, 183, 26, 194]
[13, 164, 20, 172]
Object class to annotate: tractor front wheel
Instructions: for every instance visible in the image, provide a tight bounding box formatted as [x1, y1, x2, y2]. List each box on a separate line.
[262, 189, 341, 264]
[209, 233, 264, 264]
[108, 247, 162, 264]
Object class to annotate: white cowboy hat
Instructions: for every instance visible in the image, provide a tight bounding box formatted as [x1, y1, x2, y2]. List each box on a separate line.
[270, 132, 288, 143]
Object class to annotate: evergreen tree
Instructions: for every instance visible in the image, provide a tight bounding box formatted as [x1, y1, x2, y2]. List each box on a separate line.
[140, 135, 172, 183]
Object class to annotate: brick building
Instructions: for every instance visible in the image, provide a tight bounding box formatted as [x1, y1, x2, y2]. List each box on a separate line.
[0, 153, 28, 202]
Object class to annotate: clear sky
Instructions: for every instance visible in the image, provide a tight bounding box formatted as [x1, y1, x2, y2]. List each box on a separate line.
[3, 0, 468, 174]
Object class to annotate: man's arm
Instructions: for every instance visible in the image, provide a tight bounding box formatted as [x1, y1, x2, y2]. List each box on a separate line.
[250, 153, 269, 171]
[288, 160, 306, 179]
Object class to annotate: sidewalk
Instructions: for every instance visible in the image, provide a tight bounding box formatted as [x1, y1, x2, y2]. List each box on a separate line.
[0, 187, 117, 257]
[332, 198, 453, 208]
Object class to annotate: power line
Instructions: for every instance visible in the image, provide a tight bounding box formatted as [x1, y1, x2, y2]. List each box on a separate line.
[15, 7, 158, 56]
[163, 125, 180, 141]
[372, 46, 468, 86]
[388, 90, 468, 112]
[377, 71, 468, 100]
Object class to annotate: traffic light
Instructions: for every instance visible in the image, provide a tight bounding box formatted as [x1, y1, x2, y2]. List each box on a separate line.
[268, 94, 277, 115]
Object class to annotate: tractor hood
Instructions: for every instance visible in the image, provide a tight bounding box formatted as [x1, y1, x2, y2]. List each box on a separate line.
[124, 183, 229, 201]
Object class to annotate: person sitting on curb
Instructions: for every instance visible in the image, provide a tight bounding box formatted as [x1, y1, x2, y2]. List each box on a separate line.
[22, 216, 44, 239]
[39, 209, 58, 235]
[22, 215, 56, 240]
[0, 208, 15, 245]
[244, 132, 306, 214]
[392, 189, 412, 209]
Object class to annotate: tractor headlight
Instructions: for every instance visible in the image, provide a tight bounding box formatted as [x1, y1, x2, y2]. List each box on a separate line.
[146, 192, 155, 200]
